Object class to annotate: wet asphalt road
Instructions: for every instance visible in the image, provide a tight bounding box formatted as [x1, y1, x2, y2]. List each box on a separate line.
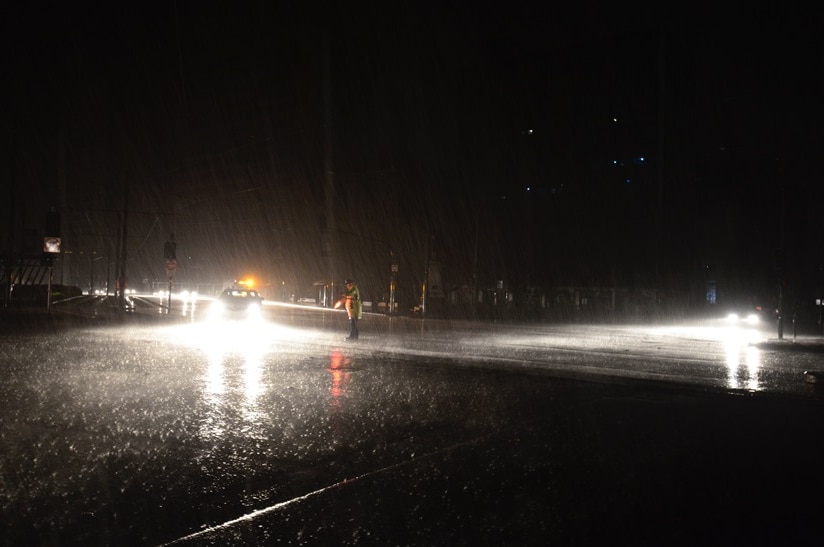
[1, 302, 823, 546]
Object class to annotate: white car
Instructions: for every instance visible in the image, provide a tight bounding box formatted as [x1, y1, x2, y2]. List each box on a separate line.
[210, 287, 264, 320]
[723, 304, 768, 326]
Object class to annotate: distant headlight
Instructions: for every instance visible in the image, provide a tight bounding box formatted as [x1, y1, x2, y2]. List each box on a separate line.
[725, 312, 759, 325]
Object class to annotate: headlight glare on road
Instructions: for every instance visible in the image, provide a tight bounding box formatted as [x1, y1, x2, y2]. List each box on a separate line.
[209, 301, 226, 320]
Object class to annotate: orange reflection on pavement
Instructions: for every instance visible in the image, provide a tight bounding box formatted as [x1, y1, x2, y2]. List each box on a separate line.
[328, 349, 352, 412]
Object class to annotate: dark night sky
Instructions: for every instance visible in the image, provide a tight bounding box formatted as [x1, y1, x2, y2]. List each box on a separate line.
[3, 2, 823, 306]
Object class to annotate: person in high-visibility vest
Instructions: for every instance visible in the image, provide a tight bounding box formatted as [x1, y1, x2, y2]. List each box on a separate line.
[336, 278, 362, 341]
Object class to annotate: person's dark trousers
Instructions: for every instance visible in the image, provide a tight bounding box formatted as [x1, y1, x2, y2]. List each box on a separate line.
[349, 318, 359, 339]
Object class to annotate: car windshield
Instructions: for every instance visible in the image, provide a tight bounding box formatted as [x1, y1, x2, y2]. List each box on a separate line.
[224, 290, 258, 298]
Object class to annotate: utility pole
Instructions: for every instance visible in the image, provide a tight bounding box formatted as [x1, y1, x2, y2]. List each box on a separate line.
[421, 235, 429, 317]
[321, 26, 337, 305]
[389, 250, 397, 315]
[116, 182, 129, 305]
[164, 234, 177, 314]
[44, 207, 62, 313]
[655, 27, 666, 289]
[776, 164, 787, 340]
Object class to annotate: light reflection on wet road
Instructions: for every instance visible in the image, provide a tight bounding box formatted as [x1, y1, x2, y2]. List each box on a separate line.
[1, 309, 822, 545]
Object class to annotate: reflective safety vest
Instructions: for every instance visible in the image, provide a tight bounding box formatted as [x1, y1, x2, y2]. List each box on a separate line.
[343, 284, 363, 319]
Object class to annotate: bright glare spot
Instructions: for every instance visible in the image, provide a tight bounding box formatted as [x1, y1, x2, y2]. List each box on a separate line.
[715, 325, 763, 345]
[175, 290, 198, 306]
[208, 300, 226, 321]
[725, 313, 759, 326]
[652, 322, 764, 346]
[236, 278, 256, 288]
[652, 322, 765, 391]
[152, 318, 314, 439]
[725, 338, 762, 391]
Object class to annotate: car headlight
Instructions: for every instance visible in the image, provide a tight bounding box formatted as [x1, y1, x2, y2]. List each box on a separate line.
[725, 312, 759, 325]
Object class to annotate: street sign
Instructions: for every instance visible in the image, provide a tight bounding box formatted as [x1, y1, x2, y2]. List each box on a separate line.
[166, 259, 177, 276]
